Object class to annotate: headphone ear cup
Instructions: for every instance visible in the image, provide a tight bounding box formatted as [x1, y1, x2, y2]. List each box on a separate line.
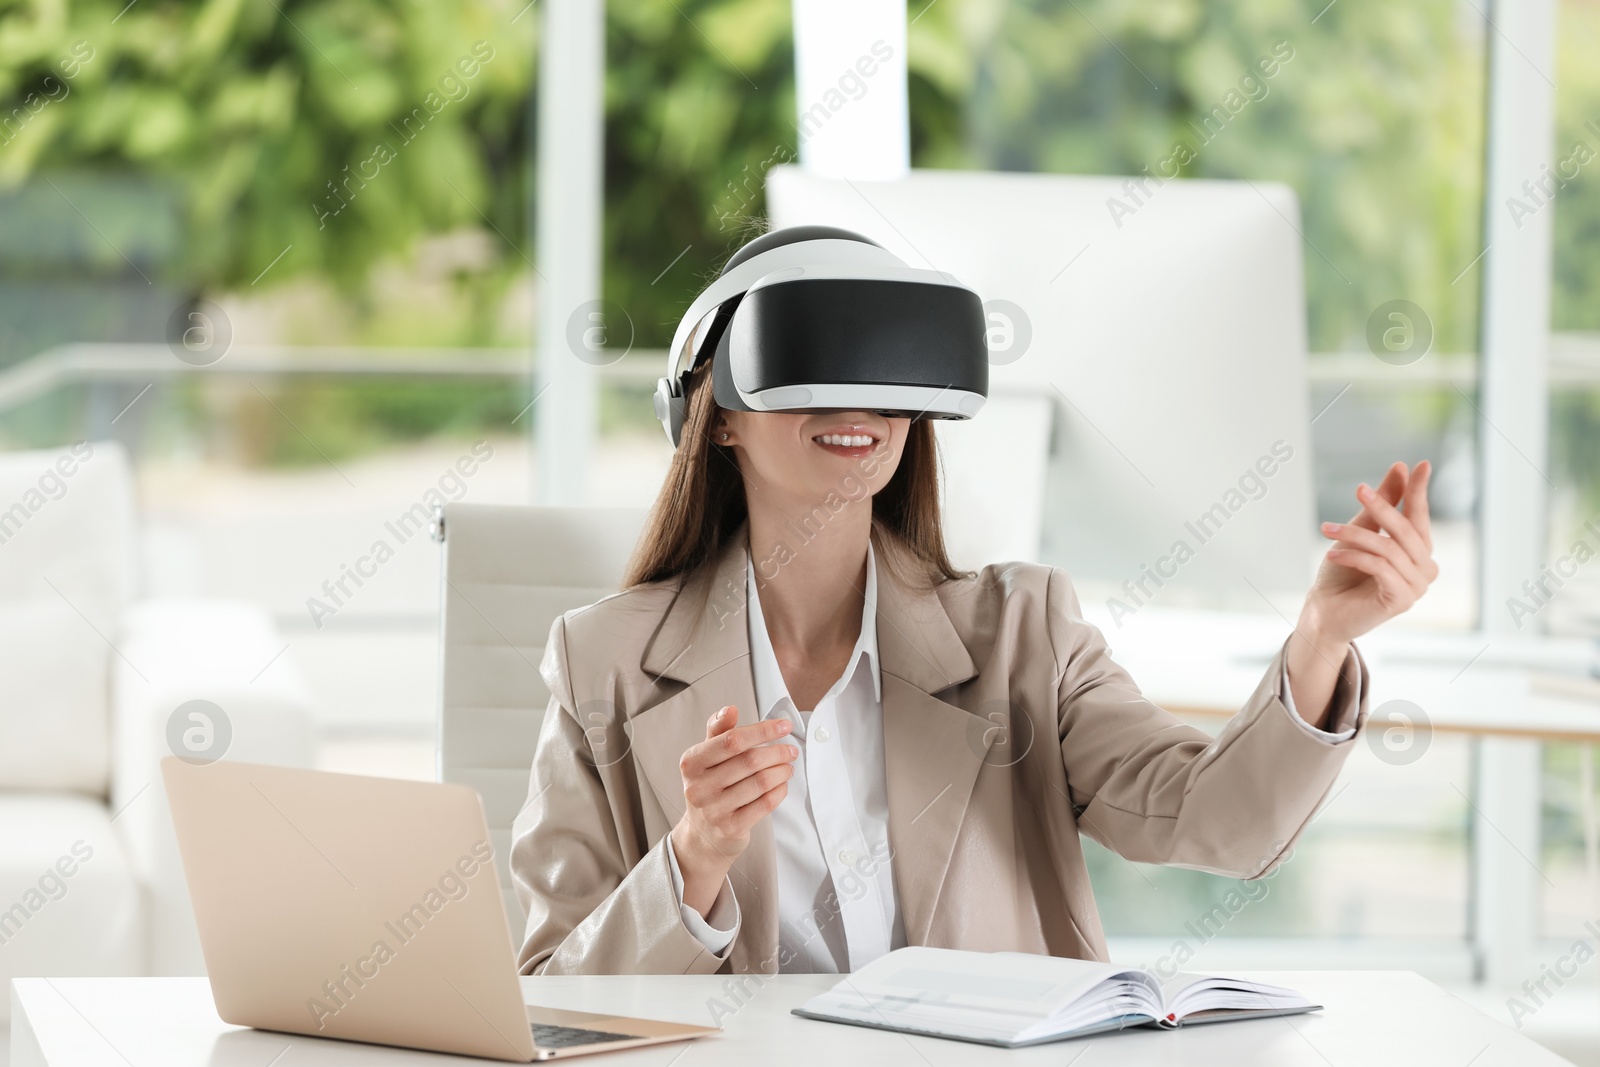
[653, 376, 687, 448]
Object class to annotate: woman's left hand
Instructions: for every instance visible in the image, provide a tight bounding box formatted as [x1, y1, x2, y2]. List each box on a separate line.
[1303, 459, 1439, 645]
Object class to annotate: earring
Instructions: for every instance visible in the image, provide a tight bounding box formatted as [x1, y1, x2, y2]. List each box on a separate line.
[721, 433, 730, 442]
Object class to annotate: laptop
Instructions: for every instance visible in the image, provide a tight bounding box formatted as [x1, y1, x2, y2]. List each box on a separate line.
[161, 757, 719, 1061]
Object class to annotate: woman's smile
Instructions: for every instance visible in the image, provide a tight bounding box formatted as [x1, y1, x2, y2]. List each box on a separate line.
[810, 426, 882, 458]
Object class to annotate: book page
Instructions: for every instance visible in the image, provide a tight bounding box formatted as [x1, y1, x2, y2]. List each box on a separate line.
[1159, 972, 1319, 1025]
[796, 946, 1158, 1044]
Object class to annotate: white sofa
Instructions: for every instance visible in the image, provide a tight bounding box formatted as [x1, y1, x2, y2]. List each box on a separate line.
[0, 441, 314, 1020]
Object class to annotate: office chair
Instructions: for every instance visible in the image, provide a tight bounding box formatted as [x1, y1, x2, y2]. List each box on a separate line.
[434, 503, 647, 923]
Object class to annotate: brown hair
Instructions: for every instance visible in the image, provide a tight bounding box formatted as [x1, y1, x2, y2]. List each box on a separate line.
[621, 358, 970, 591]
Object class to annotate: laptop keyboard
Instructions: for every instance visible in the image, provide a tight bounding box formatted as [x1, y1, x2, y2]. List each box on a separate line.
[531, 1022, 642, 1048]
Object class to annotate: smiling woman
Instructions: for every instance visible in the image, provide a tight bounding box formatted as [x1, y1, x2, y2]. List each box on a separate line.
[507, 224, 1438, 979]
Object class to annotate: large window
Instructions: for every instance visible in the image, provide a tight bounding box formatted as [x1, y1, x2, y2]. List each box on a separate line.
[0, 1, 542, 772]
[3, 0, 1594, 979]
[895, 0, 1489, 946]
[1539, 0, 1600, 941]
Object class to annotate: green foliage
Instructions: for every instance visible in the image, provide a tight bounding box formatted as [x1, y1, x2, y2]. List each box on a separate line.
[917, 0, 1488, 353]
[0, 0, 1514, 354]
[8, 0, 1596, 355]
[0, 0, 536, 293]
[6, 0, 1599, 473]
[1541, 1, 1600, 517]
[604, 0, 1490, 355]
[1542, 740, 1600, 863]
[1551, 387, 1600, 517]
[602, 0, 798, 345]
[1552, 0, 1600, 332]
[238, 377, 524, 464]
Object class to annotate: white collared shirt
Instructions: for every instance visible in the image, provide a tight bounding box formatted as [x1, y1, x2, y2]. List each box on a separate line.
[665, 541, 902, 972]
[663, 545, 1348, 969]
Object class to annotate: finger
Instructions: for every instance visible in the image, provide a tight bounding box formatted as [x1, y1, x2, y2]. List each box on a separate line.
[1321, 521, 1427, 591]
[1348, 479, 1431, 573]
[702, 742, 799, 793]
[704, 705, 738, 740]
[1327, 546, 1417, 608]
[1346, 462, 1408, 532]
[680, 706, 741, 777]
[681, 707, 746, 776]
[712, 760, 796, 815]
[1405, 459, 1434, 553]
[698, 717, 793, 771]
[684, 745, 788, 811]
[728, 781, 789, 831]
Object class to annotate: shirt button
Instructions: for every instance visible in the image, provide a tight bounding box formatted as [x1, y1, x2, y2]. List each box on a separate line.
[839, 849, 855, 866]
[814, 726, 830, 742]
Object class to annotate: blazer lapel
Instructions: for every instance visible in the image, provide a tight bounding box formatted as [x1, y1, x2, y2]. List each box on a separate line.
[627, 525, 990, 967]
[873, 530, 989, 947]
[630, 528, 781, 974]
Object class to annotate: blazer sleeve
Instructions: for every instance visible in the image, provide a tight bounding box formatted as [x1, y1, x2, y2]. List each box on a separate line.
[1047, 567, 1370, 879]
[509, 614, 739, 975]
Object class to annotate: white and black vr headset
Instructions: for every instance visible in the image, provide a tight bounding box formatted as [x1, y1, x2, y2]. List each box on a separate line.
[653, 225, 990, 448]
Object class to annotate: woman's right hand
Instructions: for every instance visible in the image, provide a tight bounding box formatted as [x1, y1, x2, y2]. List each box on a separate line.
[669, 704, 798, 918]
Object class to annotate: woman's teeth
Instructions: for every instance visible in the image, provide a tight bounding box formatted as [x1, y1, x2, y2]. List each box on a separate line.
[816, 434, 876, 447]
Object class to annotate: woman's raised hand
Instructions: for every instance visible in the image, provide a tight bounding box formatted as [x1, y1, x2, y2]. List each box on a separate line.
[1305, 459, 1439, 644]
[668, 705, 798, 917]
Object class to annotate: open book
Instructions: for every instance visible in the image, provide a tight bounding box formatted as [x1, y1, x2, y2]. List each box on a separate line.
[792, 946, 1321, 1048]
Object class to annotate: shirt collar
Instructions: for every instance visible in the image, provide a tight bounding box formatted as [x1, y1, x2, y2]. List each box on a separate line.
[746, 539, 881, 718]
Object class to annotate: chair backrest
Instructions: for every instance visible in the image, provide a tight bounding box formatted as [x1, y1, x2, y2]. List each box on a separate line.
[436, 503, 647, 923]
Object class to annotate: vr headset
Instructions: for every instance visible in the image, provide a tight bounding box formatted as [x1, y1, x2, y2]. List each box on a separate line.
[653, 225, 990, 448]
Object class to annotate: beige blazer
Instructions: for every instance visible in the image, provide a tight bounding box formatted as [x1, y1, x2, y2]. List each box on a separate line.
[509, 523, 1370, 976]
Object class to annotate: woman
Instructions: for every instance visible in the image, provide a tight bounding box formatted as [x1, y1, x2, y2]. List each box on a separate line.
[509, 227, 1438, 977]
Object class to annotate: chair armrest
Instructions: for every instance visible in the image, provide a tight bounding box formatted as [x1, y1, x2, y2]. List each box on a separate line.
[110, 599, 315, 975]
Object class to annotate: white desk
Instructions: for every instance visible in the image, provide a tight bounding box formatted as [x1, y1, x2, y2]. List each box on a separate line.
[9, 972, 1576, 1066]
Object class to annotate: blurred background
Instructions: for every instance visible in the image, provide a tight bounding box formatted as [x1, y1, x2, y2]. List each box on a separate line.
[1, 0, 1599, 1061]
